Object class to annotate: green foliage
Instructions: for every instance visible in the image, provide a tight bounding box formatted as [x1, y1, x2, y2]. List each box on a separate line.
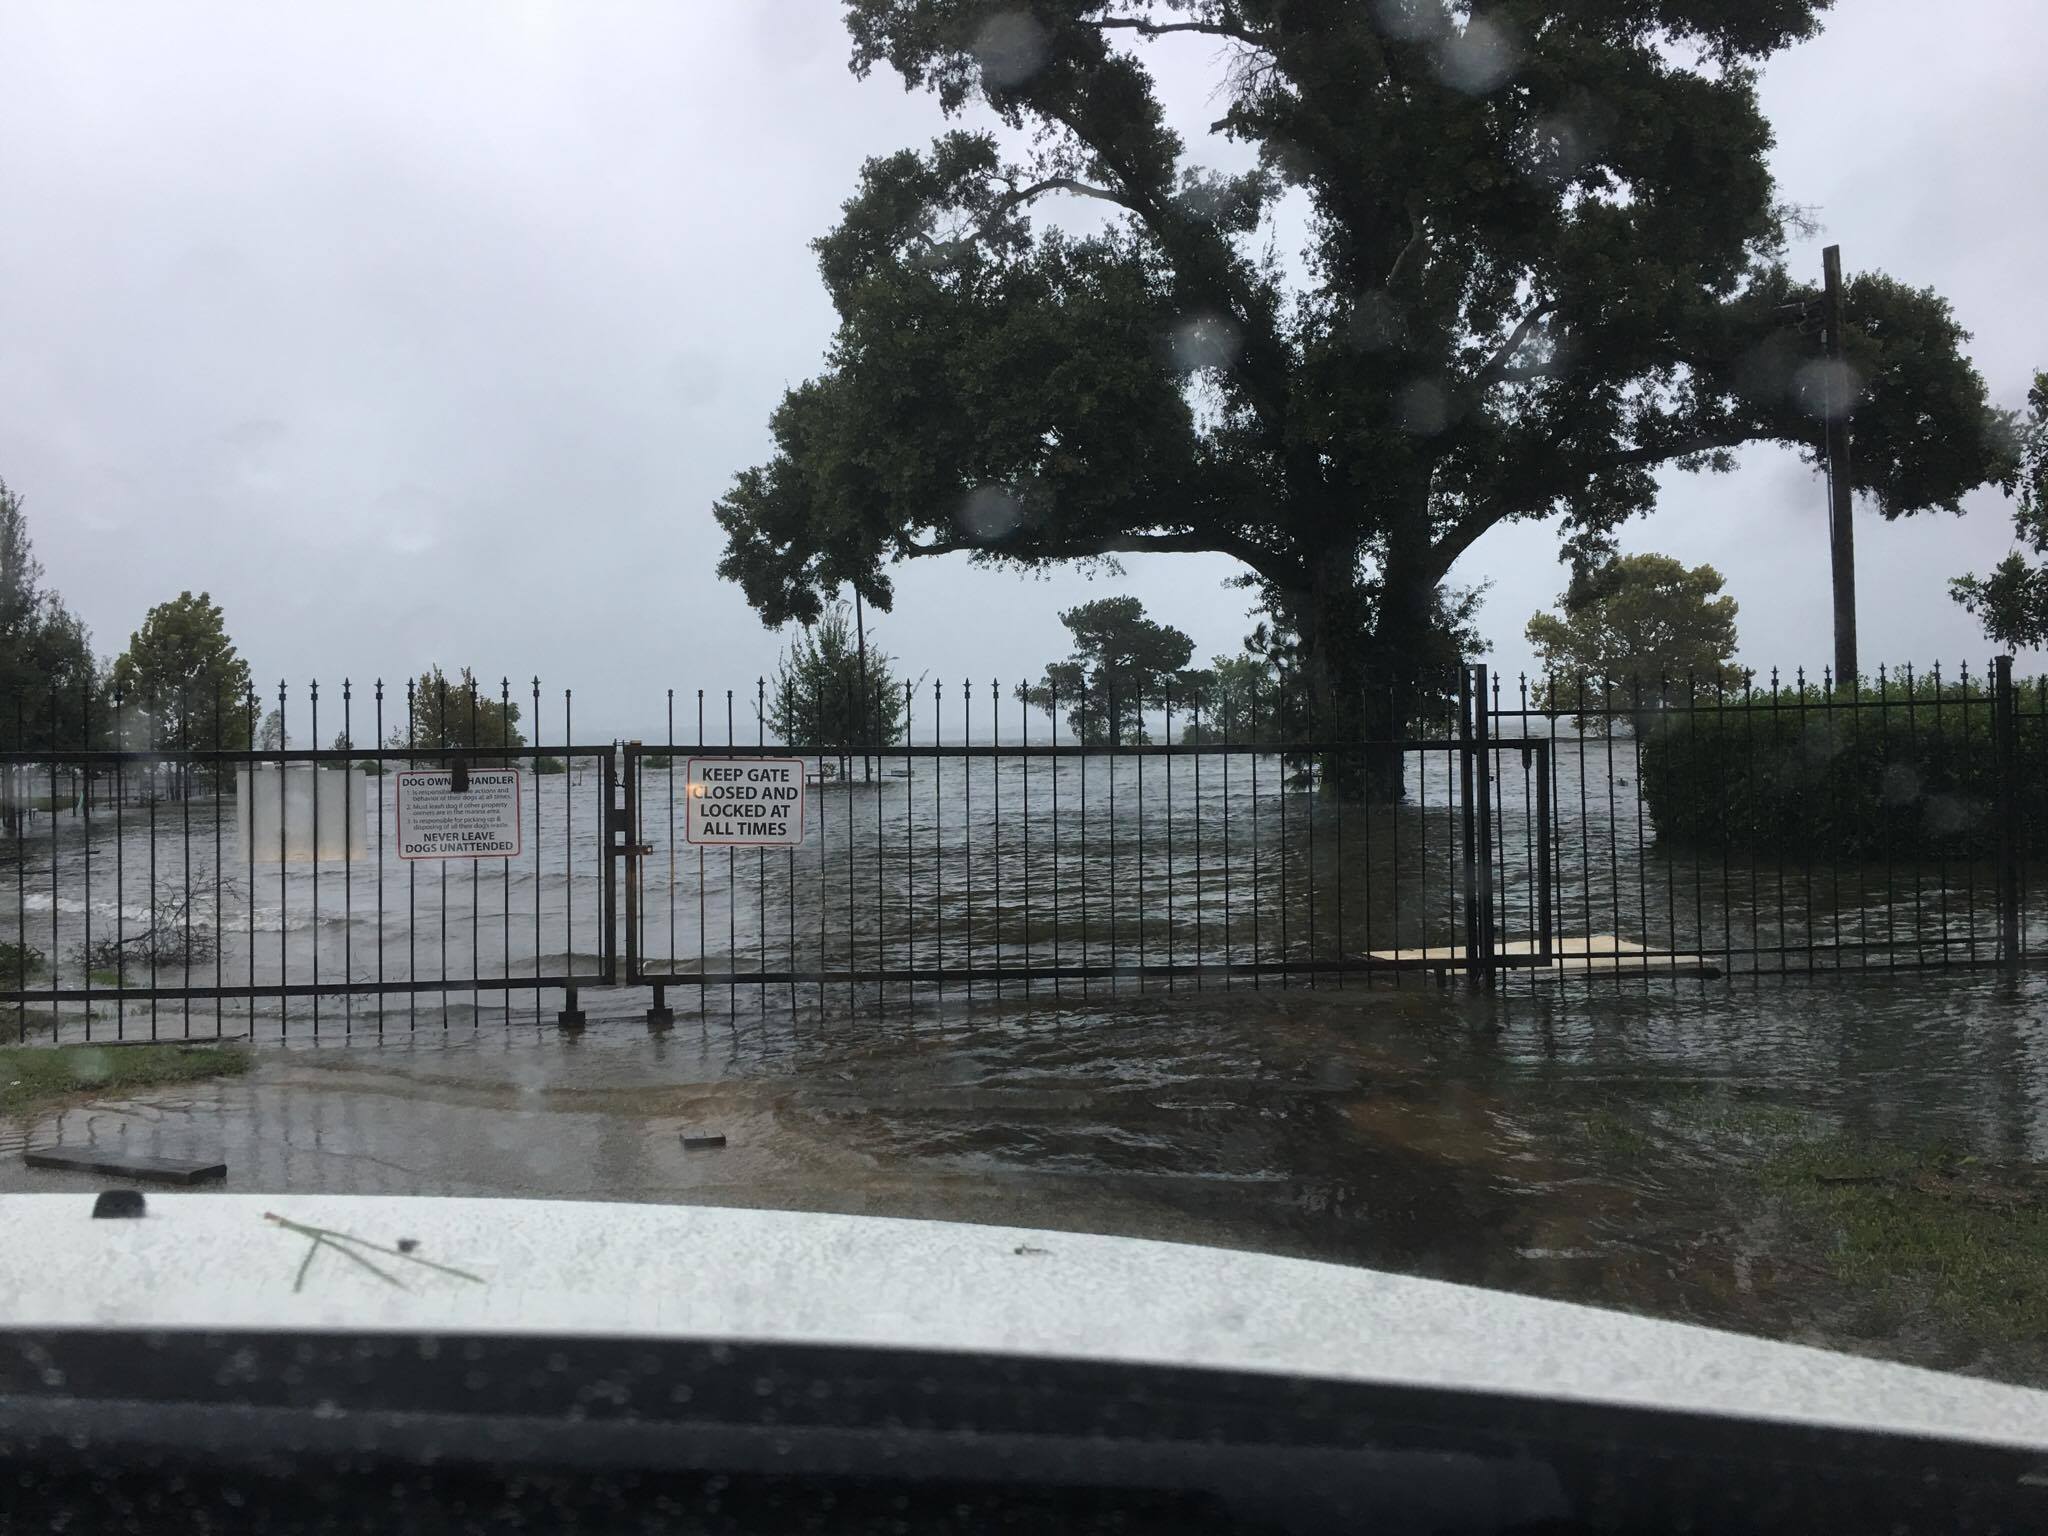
[1528, 553, 1741, 734]
[1635, 668, 2043, 857]
[1175, 652, 1275, 743]
[384, 668, 527, 760]
[715, 2, 2005, 759]
[532, 756, 567, 775]
[0, 480, 99, 749]
[765, 603, 908, 748]
[0, 940, 44, 986]
[1952, 370, 2048, 647]
[108, 590, 254, 750]
[1017, 596, 1192, 744]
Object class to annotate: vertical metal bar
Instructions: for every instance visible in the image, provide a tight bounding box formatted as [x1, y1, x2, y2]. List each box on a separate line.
[1536, 745, 1553, 962]
[1137, 683, 1147, 990]
[1192, 691, 1204, 987]
[500, 679, 511, 1016]
[1236, 700, 1253, 991]
[1164, 684, 1176, 989]
[374, 681, 386, 1038]
[1879, 666, 1896, 971]
[1219, 697, 1229, 987]
[1020, 679, 1030, 995]
[146, 681, 160, 1039]
[1107, 678, 1117, 988]
[902, 678, 914, 1003]
[180, 684, 193, 1037]
[933, 679, 943, 1003]
[469, 680, 481, 1016]
[1905, 666, 1922, 962]
[248, 686, 258, 1036]
[728, 688, 738, 1022]
[341, 680, 353, 1038]
[667, 689, 678, 981]
[13, 693, 25, 1043]
[1933, 664, 1953, 965]
[846, 680, 858, 1011]
[870, 680, 884, 1013]
[1996, 654, 2020, 971]
[563, 687, 580, 1026]
[1473, 664, 1494, 990]
[437, 676, 449, 1032]
[77, 685, 94, 1035]
[992, 679, 1002, 996]
[531, 679, 541, 1019]
[1050, 680, 1060, 996]
[1824, 668, 1844, 968]
[276, 680, 288, 1037]
[1961, 660, 1978, 964]
[762, 678, 772, 1006]
[1304, 698, 1317, 989]
[963, 678, 973, 1000]
[310, 680, 320, 1039]
[213, 679, 225, 1038]
[699, 689, 709, 1001]
[1077, 679, 1088, 995]
[55, 683, 70, 1038]
[1459, 668, 1477, 981]
[1278, 705, 1290, 990]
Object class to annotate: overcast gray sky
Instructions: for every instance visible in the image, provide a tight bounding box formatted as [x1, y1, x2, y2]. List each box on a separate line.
[4, 0, 2043, 740]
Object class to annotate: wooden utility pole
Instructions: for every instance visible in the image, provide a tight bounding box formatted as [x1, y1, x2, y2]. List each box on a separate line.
[1822, 244, 1858, 689]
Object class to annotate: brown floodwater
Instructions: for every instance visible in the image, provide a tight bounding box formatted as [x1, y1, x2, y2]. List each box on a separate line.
[6, 964, 2045, 1382]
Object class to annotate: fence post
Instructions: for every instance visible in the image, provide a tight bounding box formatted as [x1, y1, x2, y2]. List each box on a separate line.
[1473, 663, 1496, 991]
[1459, 667, 1479, 984]
[1995, 655, 2020, 972]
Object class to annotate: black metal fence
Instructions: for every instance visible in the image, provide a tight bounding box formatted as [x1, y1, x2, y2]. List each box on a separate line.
[2, 660, 2039, 1041]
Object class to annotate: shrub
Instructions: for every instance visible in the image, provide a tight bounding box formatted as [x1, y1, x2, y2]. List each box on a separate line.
[1637, 671, 2046, 858]
[0, 940, 44, 986]
[533, 756, 567, 775]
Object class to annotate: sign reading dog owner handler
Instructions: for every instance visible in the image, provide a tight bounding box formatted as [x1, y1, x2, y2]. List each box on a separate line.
[395, 769, 523, 860]
[686, 758, 805, 847]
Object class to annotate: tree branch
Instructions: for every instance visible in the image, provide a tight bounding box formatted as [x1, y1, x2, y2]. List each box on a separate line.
[1591, 429, 1757, 473]
[967, 175, 1127, 246]
[902, 524, 1281, 574]
[1085, 15, 1273, 46]
[1469, 304, 1555, 394]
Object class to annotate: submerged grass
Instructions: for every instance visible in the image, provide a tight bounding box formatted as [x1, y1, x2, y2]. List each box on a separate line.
[0, 1042, 253, 1118]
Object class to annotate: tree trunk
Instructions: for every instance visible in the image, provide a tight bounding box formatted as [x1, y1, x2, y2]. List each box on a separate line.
[1289, 543, 1442, 803]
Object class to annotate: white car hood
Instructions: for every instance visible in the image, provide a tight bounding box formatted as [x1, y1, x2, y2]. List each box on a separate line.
[3, 1192, 2044, 1453]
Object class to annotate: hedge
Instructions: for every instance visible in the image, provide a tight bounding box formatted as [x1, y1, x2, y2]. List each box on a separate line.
[1635, 679, 2048, 858]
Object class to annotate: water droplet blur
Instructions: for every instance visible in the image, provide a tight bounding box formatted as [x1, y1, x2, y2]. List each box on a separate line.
[1167, 313, 1242, 373]
[1372, 0, 1437, 42]
[71, 1048, 109, 1085]
[1526, 113, 1594, 184]
[1882, 762, 1922, 806]
[958, 485, 1026, 541]
[1435, 18, 1519, 94]
[1397, 379, 1448, 435]
[972, 10, 1048, 89]
[1794, 357, 1861, 420]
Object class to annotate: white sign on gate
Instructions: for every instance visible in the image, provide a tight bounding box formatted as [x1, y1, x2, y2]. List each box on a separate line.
[395, 769, 524, 860]
[685, 757, 805, 847]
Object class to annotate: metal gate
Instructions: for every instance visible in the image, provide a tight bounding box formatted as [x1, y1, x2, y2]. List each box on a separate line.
[3, 677, 619, 1041]
[619, 669, 1550, 1012]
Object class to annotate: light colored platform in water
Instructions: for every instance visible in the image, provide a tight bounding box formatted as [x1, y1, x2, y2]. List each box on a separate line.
[1367, 935, 1719, 977]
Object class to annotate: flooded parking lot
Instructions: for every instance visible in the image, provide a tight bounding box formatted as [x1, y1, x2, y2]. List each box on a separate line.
[7, 966, 2046, 1384]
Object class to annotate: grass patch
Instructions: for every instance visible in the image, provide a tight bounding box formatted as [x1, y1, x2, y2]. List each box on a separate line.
[1761, 1137, 2048, 1342]
[0, 1043, 254, 1118]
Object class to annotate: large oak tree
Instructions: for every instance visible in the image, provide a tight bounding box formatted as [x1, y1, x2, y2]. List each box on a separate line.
[716, 0, 2008, 793]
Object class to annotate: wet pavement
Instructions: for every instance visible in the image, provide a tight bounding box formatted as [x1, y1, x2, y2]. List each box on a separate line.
[6, 969, 2047, 1380]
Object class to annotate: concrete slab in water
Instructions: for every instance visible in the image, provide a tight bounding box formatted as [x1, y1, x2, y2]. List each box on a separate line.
[23, 1146, 227, 1185]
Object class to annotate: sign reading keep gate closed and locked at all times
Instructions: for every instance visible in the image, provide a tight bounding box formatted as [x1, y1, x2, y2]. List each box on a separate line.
[685, 758, 805, 847]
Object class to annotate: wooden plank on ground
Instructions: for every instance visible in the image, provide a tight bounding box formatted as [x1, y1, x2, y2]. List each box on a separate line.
[23, 1146, 227, 1184]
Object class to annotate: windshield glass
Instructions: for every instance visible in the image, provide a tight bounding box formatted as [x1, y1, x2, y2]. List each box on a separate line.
[3, 0, 2046, 1414]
